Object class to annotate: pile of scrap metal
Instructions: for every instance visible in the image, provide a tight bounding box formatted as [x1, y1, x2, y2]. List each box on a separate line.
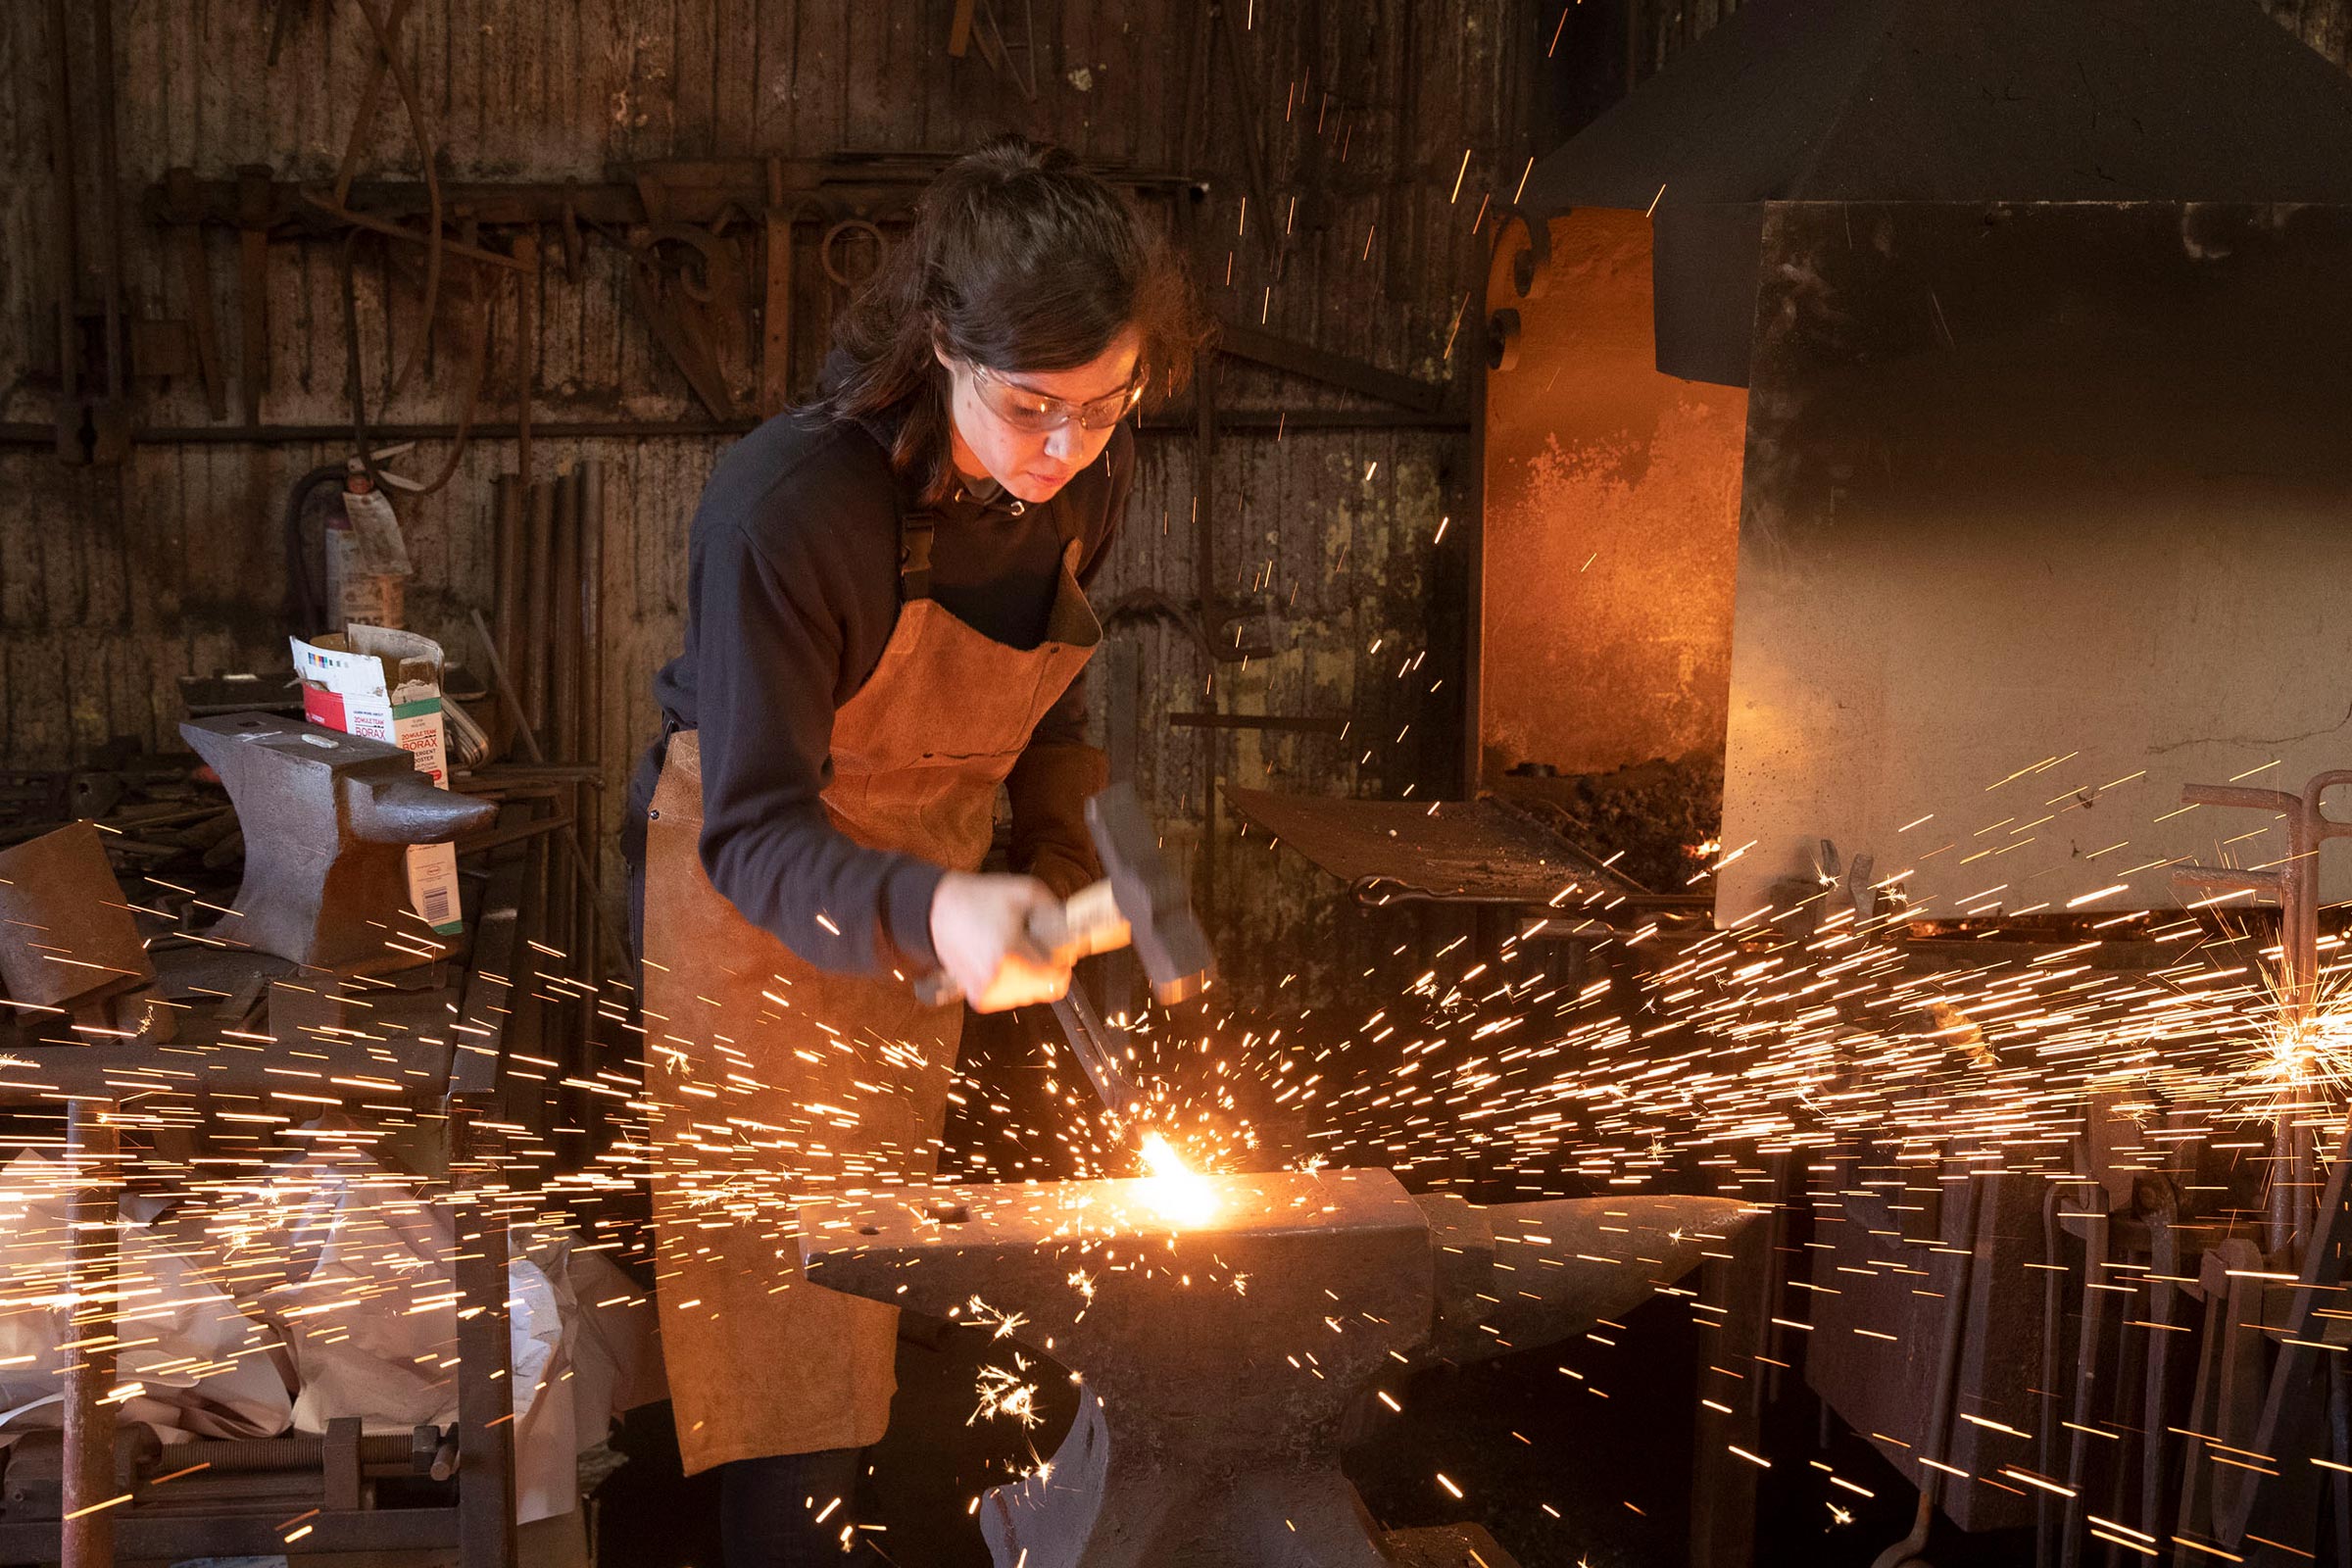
[2, 742, 248, 938]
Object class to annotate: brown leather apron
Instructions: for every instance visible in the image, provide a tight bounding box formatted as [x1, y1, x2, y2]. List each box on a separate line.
[643, 506, 1101, 1476]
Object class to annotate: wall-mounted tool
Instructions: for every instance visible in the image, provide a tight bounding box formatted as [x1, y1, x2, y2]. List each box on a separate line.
[759, 162, 825, 416]
[629, 170, 754, 420]
[235, 164, 274, 427]
[162, 167, 229, 419]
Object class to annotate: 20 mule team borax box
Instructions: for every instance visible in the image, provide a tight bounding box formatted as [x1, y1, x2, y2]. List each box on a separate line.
[291, 624, 465, 935]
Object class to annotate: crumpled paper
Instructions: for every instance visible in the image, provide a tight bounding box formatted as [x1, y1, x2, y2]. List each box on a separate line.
[0, 1145, 663, 1525]
[0, 1150, 293, 1443]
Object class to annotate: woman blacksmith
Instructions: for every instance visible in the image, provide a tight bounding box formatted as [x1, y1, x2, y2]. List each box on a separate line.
[623, 135, 1199, 1563]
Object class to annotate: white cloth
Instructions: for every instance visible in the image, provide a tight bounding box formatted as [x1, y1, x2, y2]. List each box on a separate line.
[0, 1145, 664, 1525]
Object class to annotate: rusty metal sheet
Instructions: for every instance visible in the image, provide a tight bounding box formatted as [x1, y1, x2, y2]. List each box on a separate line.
[1223, 785, 1640, 905]
[0, 820, 152, 1009]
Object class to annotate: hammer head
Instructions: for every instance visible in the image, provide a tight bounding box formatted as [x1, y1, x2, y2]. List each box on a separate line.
[1084, 784, 1215, 1004]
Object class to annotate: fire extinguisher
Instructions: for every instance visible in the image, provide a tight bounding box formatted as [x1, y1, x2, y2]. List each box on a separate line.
[323, 448, 416, 631]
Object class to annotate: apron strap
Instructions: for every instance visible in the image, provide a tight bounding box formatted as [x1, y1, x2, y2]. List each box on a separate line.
[899, 508, 938, 603]
[897, 444, 1102, 601]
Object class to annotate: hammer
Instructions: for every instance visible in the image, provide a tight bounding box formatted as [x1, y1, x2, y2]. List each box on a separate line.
[920, 786, 1214, 1097]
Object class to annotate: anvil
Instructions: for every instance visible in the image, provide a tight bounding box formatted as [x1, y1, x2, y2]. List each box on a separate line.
[801, 1168, 1756, 1567]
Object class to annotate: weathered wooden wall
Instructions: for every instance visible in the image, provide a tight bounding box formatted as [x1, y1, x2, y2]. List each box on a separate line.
[0, 1, 1541, 1004]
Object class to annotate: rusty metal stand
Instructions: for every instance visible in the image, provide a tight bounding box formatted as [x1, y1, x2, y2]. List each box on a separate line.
[451, 1118, 518, 1568]
[2217, 1113, 2352, 1555]
[2174, 769, 2352, 1256]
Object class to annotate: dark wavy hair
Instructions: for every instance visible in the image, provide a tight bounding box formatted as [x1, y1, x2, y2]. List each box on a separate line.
[817, 133, 1202, 505]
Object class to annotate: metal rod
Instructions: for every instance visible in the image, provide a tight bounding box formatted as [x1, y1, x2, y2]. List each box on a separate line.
[62, 1099, 120, 1568]
[2140, 1189, 2181, 1550]
[156, 1431, 420, 1474]
[514, 232, 538, 485]
[522, 478, 554, 737]
[2037, 1182, 2065, 1566]
[450, 1114, 517, 1568]
[1868, 1160, 1986, 1568]
[2171, 1283, 2229, 1564]
[492, 475, 523, 756]
[580, 458, 607, 985]
[1167, 710, 1347, 734]
[550, 469, 579, 762]
[45, 0, 79, 416]
[297, 189, 529, 272]
[148, 167, 1208, 228]
[89, 0, 123, 407]
[1050, 981, 1146, 1122]
[2059, 1211, 2111, 1568]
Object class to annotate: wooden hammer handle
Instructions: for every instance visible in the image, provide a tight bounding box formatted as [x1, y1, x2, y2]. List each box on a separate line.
[914, 879, 1132, 1008]
[1027, 878, 1130, 960]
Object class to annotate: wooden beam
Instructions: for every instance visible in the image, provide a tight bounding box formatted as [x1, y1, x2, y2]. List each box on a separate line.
[1216, 319, 1448, 415]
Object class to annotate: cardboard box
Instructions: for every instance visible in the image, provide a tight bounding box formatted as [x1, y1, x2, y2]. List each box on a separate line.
[291, 625, 465, 934]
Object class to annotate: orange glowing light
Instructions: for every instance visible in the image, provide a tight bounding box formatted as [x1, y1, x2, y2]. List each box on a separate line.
[1138, 1132, 1217, 1227]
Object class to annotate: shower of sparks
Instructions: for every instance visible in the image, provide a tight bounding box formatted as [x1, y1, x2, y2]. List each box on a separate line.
[7, 743, 2342, 1560]
[965, 1295, 1030, 1341]
[1, 53, 2340, 1551]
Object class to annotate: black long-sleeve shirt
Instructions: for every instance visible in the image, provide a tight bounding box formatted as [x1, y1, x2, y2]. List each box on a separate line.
[635, 406, 1132, 977]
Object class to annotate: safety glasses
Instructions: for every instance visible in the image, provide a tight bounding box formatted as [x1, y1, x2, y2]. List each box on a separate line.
[967, 361, 1146, 434]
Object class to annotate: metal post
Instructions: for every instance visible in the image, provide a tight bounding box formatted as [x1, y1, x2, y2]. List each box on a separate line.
[62, 1099, 121, 1568]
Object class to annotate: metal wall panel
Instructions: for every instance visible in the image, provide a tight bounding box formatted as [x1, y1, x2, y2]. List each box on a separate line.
[1715, 202, 2352, 924]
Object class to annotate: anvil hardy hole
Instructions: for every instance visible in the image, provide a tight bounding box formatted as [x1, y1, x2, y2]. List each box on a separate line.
[858, 1224, 880, 1236]
[926, 1201, 971, 1224]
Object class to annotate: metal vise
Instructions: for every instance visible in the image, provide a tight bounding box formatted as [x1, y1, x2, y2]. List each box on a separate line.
[180, 713, 496, 973]
[802, 1169, 1757, 1566]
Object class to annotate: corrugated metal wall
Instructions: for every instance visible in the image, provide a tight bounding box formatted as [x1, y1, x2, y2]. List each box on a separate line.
[0, 1, 1535, 1004]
